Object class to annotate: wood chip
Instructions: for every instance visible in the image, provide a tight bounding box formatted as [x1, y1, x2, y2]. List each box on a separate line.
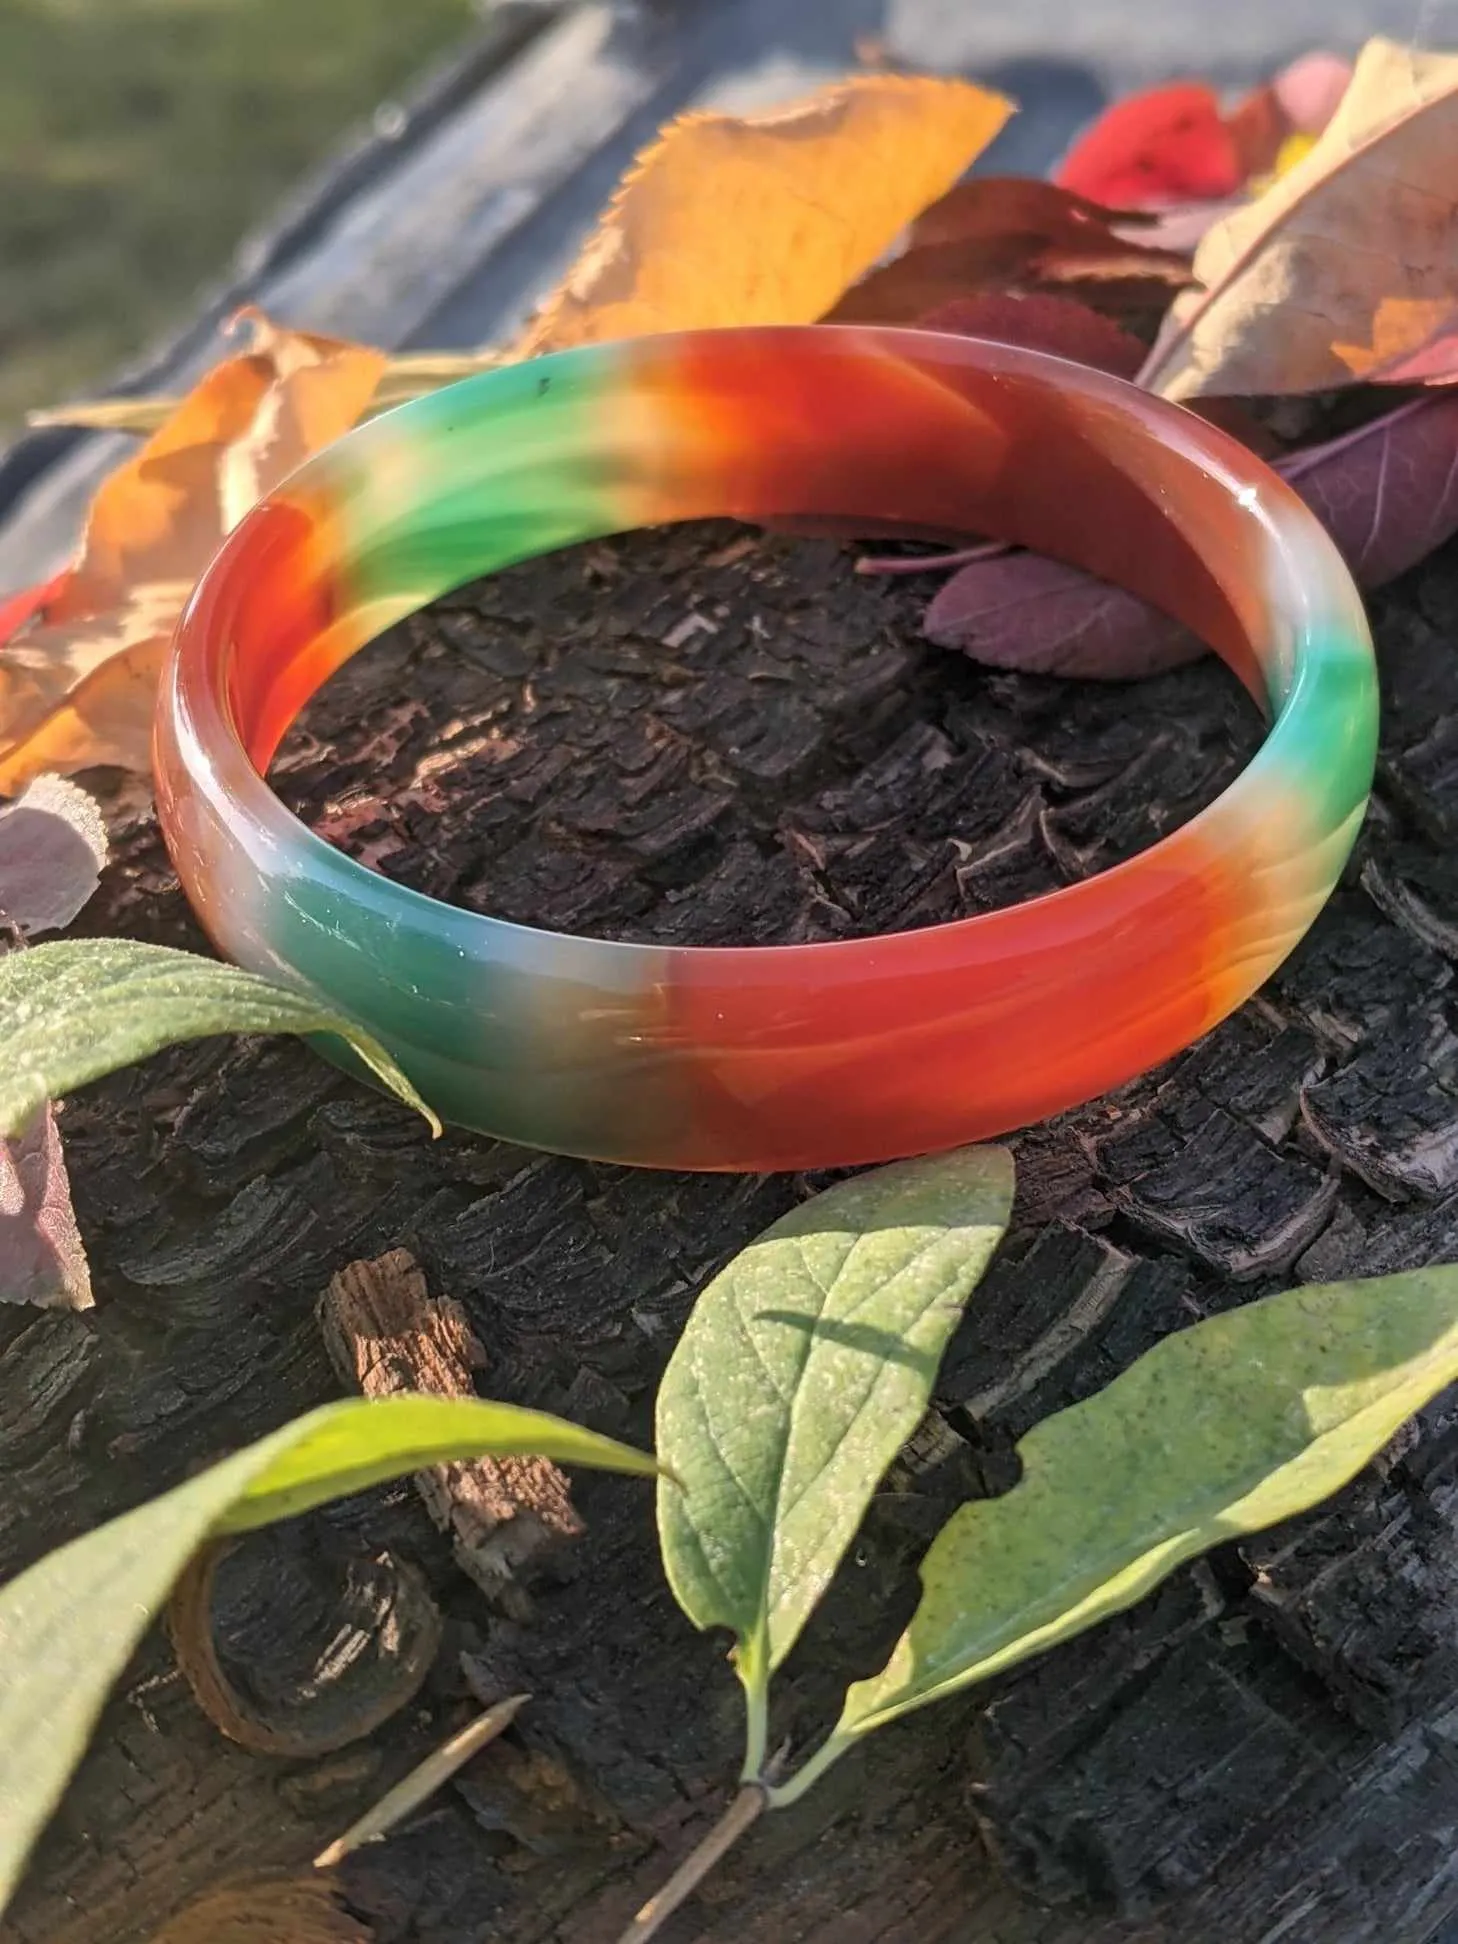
[318, 1248, 584, 1610]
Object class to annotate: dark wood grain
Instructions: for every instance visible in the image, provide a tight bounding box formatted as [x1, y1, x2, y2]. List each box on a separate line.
[5, 518, 1458, 1944]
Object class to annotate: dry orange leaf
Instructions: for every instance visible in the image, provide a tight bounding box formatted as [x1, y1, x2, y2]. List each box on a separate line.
[517, 73, 1012, 355]
[1143, 38, 1458, 399]
[0, 311, 385, 790]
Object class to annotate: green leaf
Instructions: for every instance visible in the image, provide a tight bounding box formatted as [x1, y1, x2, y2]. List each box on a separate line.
[655, 1145, 1013, 1770]
[828, 1265, 1458, 1752]
[0, 938, 439, 1136]
[0, 1394, 655, 1915]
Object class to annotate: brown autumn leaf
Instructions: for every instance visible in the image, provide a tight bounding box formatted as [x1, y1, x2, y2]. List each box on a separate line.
[915, 292, 1147, 377]
[1143, 38, 1458, 399]
[923, 389, 1458, 679]
[826, 177, 1190, 325]
[0, 310, 385, 789]
[906, 176, 1158, 251]
[517, 74, 1012, 354]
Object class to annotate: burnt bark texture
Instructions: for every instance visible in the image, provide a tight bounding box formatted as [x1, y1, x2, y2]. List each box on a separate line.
[6, 522, 1458, 1944]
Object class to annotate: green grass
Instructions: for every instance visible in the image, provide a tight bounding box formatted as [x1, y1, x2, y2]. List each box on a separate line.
[0, 0, 478, 430]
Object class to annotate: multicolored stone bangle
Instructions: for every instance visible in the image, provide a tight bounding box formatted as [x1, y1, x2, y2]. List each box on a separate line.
[154, 326, 1378, 1172]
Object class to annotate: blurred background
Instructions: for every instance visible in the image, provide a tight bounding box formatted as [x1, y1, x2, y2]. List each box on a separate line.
[0, 0, 485, 431]
[0, 0, 1438, 513]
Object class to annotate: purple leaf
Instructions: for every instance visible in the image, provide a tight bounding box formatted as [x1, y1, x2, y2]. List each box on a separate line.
[924, 391, 1458, 682]
[925, 552, 1200, 679]
[0, 1102, 93, 1310]
[1282, 391, 1458, 584]
[0, 774, 106, 1309]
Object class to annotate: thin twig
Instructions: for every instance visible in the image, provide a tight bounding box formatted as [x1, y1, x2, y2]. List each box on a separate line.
[855, 539, 1007, 576]
[313, 1693, 530, 1868]
[614, 1783, 767, 1944]
[1278, 391, 1439, 480]
[27, 349, 510, 438]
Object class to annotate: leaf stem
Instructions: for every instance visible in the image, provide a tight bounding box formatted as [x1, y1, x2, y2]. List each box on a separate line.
[313, 1693, 530, 1868]
[614, 1783, 767, 1944]
[763, 1728, 856, 1809]
[740, 1672, 769, 1783]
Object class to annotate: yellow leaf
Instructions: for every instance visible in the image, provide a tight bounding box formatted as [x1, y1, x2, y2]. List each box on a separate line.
[1246, 130, 1319, 196]
[1143, 38, 1458, 399]
[0, 311, 385, 789]
[1273, 129, 1319, 174]
[518, 73, 1013, 355]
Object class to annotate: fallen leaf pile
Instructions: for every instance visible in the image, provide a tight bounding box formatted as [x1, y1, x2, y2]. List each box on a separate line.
[2, 36, 1457, 763]
[1143, 40, 1458, 396]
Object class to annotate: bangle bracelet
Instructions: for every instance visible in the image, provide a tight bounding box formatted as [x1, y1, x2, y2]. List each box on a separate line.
[155, 326, 1377, 1172]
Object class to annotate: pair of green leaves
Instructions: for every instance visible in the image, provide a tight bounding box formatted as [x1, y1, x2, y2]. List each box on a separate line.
[655, 1152, 1458, 1806]
[656, 1145, 1014, 1777]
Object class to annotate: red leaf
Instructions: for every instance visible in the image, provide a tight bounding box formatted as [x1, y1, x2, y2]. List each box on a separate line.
[923, 391, 1458, 682]
[1054, 83, 1241, 208]
[0, 1104, 93, 1310]
[0, 571, 71, 646]
[913, 293, 1146, 377]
